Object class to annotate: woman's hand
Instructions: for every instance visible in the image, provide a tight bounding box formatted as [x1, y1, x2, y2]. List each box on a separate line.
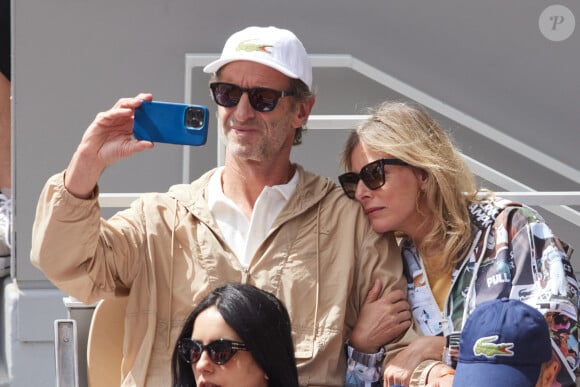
[425, 363, 455, 387]
[350, 280, 412, 353]
[383, 336, 446, 386]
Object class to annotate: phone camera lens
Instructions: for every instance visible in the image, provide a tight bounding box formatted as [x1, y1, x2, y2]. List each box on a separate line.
[185, 107, 205, 128]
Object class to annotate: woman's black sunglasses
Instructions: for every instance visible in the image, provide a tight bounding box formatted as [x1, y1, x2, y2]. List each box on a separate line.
[177, 338, 249, 365]
[338, 158, 409, 199]
[209, 82, 294, 113]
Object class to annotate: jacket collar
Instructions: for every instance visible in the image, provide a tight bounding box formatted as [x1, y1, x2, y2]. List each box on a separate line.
[166, 164, 338, 225]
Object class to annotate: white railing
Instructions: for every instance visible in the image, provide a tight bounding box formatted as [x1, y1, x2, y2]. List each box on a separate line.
[97, 54, 580, 226]
[185, 54, 580, 187]
[100, 115, 580, 228]
[98, 191, 580, 208]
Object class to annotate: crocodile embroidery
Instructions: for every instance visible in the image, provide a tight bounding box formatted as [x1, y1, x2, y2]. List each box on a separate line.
[236, 40, 273, 53]
[473, 335, 514, 357]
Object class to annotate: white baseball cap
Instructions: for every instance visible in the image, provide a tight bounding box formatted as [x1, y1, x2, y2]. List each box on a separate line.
[203, 26, 312, 90]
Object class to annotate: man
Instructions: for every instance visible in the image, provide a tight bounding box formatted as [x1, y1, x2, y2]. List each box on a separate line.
[31, 26, 414, 386]
[453, 298, 561, 387]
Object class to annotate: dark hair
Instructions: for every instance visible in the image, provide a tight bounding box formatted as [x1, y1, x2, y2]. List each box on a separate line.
[171, 283, 298, 387]
[287, 77, 313, 146]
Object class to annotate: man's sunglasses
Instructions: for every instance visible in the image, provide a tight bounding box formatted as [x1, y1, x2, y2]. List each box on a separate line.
[177, 338, 249, 365]
[338, 158, 409, 199]
[209, 82, 294, 113]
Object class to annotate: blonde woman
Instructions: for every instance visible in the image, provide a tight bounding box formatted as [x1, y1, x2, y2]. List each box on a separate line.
[341, 102, 578, 387]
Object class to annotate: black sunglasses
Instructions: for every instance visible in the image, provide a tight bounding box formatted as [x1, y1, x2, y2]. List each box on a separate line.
[209, 82, 294, 113]
[338, 158, 409, 199]
[177, 338, 249, 365]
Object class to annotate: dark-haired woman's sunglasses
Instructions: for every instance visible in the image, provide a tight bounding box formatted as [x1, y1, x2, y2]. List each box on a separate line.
[178, 338, 249, 365]
[338, 158, 409, 199]
[209, 82, 294, 113]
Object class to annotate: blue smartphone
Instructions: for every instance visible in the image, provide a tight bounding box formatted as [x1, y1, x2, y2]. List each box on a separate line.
[133, 100, 209, 146]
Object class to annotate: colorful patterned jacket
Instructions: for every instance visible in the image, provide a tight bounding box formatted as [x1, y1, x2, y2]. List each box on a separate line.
[405, 198, 578, 386]
[346, 198, 579, 386]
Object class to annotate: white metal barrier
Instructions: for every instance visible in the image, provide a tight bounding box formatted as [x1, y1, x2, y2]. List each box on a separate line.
[101, 112, 580, 227]
[180, 54, 580, 228]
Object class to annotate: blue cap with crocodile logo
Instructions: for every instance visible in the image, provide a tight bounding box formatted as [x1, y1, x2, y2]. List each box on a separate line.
[453, 298, 552, 387]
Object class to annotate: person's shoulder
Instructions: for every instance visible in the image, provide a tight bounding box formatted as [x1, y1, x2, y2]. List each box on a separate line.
[491, 197, 546, 223]
[298, 166, 355, 203]
[137, 169, 216, 205]
[308, 177, 362, 212]
[469, 195, 543, 229]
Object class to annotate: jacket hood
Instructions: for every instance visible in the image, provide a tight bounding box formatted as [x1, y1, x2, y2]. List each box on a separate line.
[166, 164, 340, 223]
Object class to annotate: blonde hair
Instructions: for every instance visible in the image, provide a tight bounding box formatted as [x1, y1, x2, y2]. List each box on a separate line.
[342, 101, 485, 271]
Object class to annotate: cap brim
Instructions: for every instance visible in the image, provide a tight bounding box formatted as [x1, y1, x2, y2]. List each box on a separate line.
[453, 362, 541, 387]
[203, 55, 299, 80]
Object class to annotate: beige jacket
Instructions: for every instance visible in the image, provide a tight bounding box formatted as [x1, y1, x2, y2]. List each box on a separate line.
[31, 166, 414, 386]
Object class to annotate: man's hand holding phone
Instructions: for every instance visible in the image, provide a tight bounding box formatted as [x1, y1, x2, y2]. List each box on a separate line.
[65, 93, 156, 198]
[133, 100, 209, 146]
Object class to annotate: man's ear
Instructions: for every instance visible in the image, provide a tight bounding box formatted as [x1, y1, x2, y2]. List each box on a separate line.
[293, 96, 315, 128]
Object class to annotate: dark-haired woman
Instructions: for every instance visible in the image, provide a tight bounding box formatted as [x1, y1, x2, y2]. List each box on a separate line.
[172, 283, 299, 387]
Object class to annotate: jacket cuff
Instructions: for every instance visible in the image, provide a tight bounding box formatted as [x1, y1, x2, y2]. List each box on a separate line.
[345, 344, 385, 383]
